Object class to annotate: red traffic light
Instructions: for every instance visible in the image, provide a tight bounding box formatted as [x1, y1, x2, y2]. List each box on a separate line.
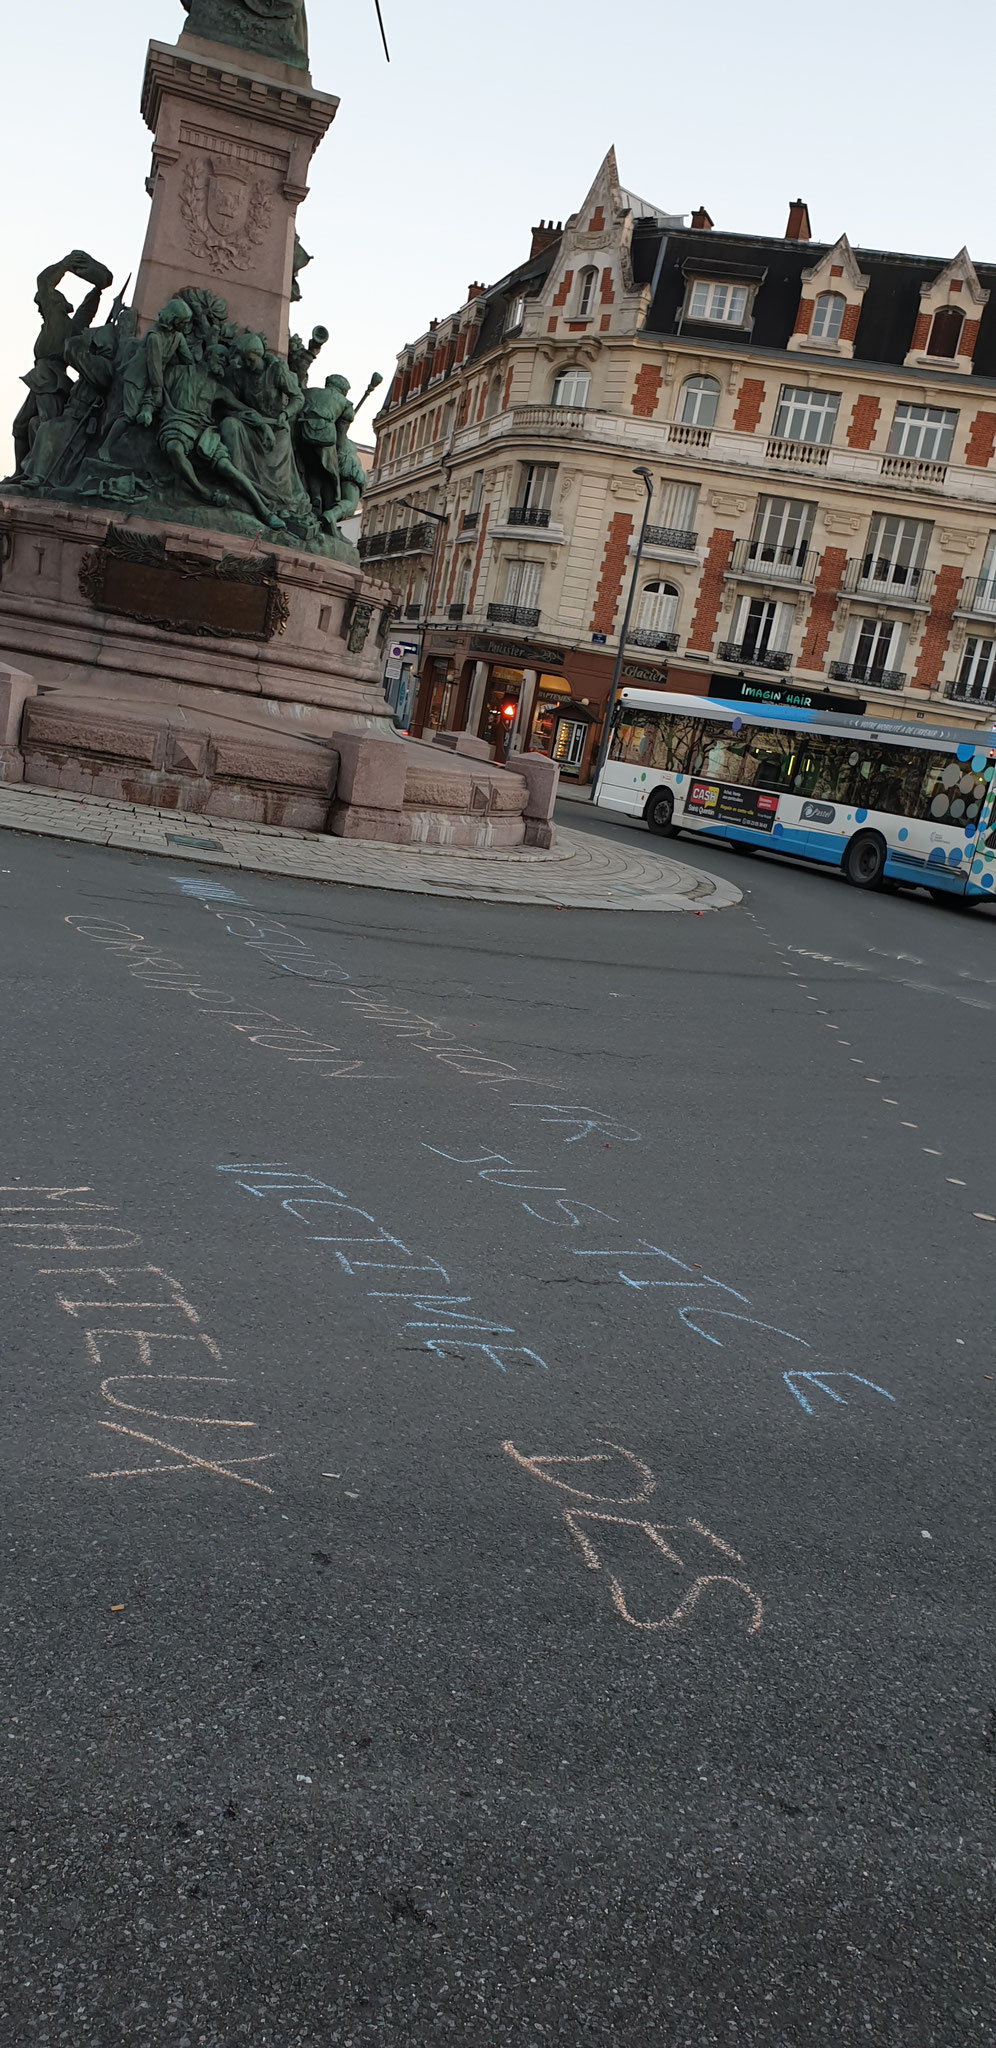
[500, 700, 517, 722]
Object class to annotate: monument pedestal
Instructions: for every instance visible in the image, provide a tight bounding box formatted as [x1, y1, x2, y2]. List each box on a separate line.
[134, 36, 338, 351]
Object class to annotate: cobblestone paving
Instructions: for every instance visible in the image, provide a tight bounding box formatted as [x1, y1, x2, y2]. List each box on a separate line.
[0, 783, 741, 913]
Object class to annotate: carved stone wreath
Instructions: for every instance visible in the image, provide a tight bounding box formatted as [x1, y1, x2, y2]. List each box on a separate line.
[180, 155, 272, 275]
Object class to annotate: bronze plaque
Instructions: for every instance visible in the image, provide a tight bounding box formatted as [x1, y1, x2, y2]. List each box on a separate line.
[80, 527, 288, 641]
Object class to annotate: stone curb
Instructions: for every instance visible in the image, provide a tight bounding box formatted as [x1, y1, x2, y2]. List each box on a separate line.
[0, 784, 742, 915]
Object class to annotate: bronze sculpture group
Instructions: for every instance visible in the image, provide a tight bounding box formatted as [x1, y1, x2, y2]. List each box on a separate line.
[7, 257, 375, 558]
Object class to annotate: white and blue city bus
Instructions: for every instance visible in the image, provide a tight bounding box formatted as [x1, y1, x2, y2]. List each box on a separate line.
[593, 689, 996, 901]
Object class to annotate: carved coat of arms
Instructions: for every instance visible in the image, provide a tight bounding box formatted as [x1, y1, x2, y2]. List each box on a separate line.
[180, 155, 272, 273]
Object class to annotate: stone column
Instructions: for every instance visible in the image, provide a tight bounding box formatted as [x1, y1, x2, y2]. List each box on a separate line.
[510, 669, 537, 753]
[464, 660, 489, 736]
[133, 35, 338, 353]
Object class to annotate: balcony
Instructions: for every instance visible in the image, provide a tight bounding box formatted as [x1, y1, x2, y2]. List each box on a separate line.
[487, 603, 541, 628]
[357, 521, 435, 561]
[842, 559, 934, 606]
[507, 505, 552, 527]
[717, 641, 791, 671]
[644, 524, 698, 550]
[729, 538, 818, 585]
[404, 603, 422, 620]
[460, 510, 479, 531]
[448, 603, 465, 621]
[881, 453, 948, 487]
[667, 422, 712, 451]
[956, 575, 996, 618]
[627, 627, 679, 652]
[506, 404, 592, 433]
[943, 676, 996, 706]
[766, 437, 830, 468]
[829, 661, 906, 691]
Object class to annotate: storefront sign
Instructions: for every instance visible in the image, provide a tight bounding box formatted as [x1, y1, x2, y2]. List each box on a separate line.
[622, 661, 672, 686]
[683, 779, 780, 833]
[470, 636, 569, 667]
[708, 676, 865, 716]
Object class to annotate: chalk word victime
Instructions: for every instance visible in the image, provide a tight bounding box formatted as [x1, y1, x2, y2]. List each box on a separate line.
[216, 1162, 550, 1374]
[1, 1180, 276, 1493]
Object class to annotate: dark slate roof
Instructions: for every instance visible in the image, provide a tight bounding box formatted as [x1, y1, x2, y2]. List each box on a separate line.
[639, 227, 996, 379]
[468, 242, 563, 361]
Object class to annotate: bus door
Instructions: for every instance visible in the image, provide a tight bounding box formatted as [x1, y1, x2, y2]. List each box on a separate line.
[966, 746, 996, 898]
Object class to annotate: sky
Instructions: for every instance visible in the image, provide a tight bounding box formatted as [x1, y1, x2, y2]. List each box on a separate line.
[3, 0, 996, 467]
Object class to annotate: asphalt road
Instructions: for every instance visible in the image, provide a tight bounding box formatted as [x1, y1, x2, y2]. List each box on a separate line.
[1, 809, 993, 2048]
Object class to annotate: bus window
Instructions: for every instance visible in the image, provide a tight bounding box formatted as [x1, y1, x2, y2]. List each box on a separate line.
[920, 753, 990, 824]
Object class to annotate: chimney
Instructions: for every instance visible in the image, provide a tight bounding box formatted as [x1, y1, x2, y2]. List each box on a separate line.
[690, 206, 714, 231]
[785, 198, 811, 242]
[530, 219, 563, 260]
[466, 281, 486, 301]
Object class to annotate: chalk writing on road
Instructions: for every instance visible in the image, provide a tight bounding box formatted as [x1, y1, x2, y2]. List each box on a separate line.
[783, 1371, 896, 1415]
[207, 906, 352, 983]
[504, 1438, 763, 1638]
[216, 1163, 550, 1374]
[1, 1182, 277, 1493]
[64, 917, 369, 1079]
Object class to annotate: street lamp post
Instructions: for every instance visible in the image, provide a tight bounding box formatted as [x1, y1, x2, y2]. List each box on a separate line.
[588, 464, 654, 800]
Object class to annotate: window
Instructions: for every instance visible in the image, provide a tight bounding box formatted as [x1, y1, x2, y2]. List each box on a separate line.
[638, 581, 679, 634]
[577, 268, 598, 319]
[656, 479, 699, 532]
[748, 495, 816, 569]
[773, 385, 841, 445]
[849, 617, 904, 678]
[679, 375, 719, 427]
[552, 366, 591, 408]
[810, 292, 846, 343]
[469, 469, 484, 514]
[505, 296, 525, 334]
[926, 306, 964, 359]
[919, 752, 990, 821]
[455, 558, 471, 609]
[732, 596, 791, 658]
[888, 403, 957, 462]
[861, 514, 931, 594]
[416, 413, 427, 447]
[687, 280, 749, 325]
[976, 534, 996, 612]
[503, 559, 543, 609]
[956, 637, 996, 702]
[484, 373, 502, 419]
[518, 463, 558, 513]
[441, 399, 455, 439]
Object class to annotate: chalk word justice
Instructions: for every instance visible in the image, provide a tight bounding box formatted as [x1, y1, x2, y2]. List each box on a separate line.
[216, 1162, 549, 1374]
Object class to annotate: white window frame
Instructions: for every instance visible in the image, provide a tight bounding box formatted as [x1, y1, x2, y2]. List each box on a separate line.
[687, 279, 749, 326]
[749, 495, 816, 569]
[732, 596, 792, 656]
[888, 403, 958, 462]
[656, 480, 699, 533]
[773, 385, 841, 446]
[577, 268, 598, 319]
[846, 616, 905, 677]
[638, 582, 680, 634]
[552, 366, 591, 409]
[503, 558, 543, 610]
[519, 462, 558, 513]
[958, 636, 996, 700]
[860, 514, 931, 595]
[678, 375, 720, 427]
[504, 296, 525, 334]
[810, 292, 846, 343]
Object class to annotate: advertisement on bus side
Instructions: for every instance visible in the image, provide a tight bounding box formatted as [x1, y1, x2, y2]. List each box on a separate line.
[683, 780, 780, 833]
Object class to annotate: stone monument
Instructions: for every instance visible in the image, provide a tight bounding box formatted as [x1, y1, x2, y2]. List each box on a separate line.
[0, 0, 405, 831]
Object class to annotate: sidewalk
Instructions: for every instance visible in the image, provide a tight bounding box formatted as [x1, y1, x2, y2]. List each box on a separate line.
[0, 782, 741, 914]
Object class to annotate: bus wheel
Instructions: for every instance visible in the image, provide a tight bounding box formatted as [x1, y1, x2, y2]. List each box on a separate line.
[842, 831, 887, 890]
[644, 787, 677, 836]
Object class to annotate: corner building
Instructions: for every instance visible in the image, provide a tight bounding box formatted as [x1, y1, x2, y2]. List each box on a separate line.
[362, 151, 996, 780]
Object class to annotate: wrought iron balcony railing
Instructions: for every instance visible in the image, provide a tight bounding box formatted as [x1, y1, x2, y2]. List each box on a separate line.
[729, 538, 818, 584]
[448, 603, 465, 621]
[644, 524, 698, 550]
[627, 627, 679, 651]
[358, 521, 435, 560]
[943, 675, 996, 706]
[829, 660, 906, 690]
[842, 558, 933, 605]
[716, 641, 791, 670]
[487, 603, 541, 628]
[507, 505, 552, 527]
[404, 603, 422, 620]
[956, 576, 996, 617]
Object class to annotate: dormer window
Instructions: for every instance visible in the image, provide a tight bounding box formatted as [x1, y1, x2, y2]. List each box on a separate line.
[810, 291, 845, 343]
[504, 295, 525, 334]
[687, 279, 749, 325]
[577, 267, 598, 319]
[927, 306, 964, 358]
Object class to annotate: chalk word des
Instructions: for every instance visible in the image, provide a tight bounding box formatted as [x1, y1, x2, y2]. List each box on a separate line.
[64, 919, 366, 1080]
[1, 1181, 277, 1494]
[504, 1438, 763, 1638]
[211, 908, 351, 984]
[216, 1163, 550, 1374]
